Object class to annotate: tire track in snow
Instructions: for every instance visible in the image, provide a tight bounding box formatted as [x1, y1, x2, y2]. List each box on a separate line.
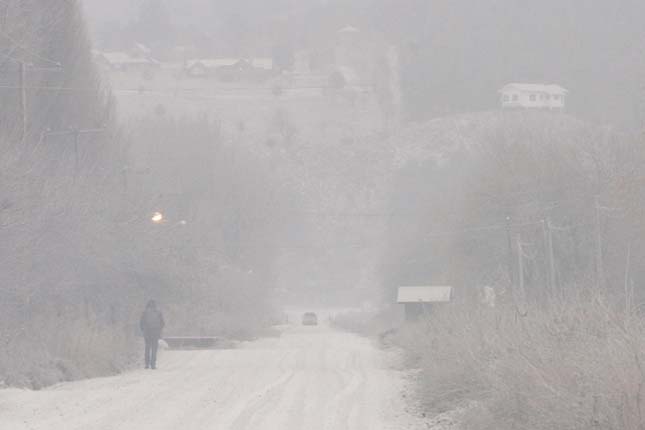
[322, 349, 368, 430]
[229, 371, 296, 429]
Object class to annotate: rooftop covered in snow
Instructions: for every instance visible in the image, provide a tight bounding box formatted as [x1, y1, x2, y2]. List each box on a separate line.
[396, 286, 453, 303]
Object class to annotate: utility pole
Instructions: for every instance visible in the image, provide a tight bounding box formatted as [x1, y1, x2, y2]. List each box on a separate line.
[541, 219, 551, 296]
[43, 127, 106, 178]
[14, 59, 62, 144]
[74, 130, 80, 175]
[624, 241, 632, 314]
[505, 216, 515, 287]
[542, 218, 557, 299]
[514, 234, 528, 318]
[548, 218, 557, 299]
[594, 196, 604, 290]
[517, 236, 525, 305]
[18, 60, 27, 143]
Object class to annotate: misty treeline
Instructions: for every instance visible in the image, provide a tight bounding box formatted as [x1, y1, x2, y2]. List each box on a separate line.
[386, 112, 645, 302]
[382, 112, 645, 429]
[0, 1, 301, 387]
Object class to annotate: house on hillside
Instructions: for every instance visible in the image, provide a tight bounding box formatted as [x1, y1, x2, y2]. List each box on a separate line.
[248, 58, 276, 82]
[250, 58, 273, 71]
[185, 58, 243, 78]
[397, 286, 453, 321]
[186, 58, 275, 81]
[499, 83, 568, 110]
[95, 51, 160, 72]
[94, 43, 159, 74]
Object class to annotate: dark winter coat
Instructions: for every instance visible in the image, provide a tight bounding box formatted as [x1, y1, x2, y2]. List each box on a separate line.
[140, 308, 165, 339]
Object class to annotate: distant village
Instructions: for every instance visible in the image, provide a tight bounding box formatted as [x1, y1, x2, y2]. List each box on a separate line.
[93, 24, 568, 120]
[93, 26, 376, 95]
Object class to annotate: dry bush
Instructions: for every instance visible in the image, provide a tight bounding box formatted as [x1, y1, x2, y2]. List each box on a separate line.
[394, 306, 495, 412]
[396, 296, 645, 430]
[0, 0, 132, 388]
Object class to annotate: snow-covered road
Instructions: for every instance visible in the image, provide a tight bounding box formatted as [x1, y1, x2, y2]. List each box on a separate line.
[0, 322, 425, 430]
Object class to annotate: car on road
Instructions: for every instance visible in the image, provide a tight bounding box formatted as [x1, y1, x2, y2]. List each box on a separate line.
[302, 312, 318, 326]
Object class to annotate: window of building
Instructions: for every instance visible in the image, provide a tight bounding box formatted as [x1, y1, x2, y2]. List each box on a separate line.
[529, 94, 537, 102]
[512, 94, 519, 101]
[503, 94, 510, 102]
[553, 95, 560, 100]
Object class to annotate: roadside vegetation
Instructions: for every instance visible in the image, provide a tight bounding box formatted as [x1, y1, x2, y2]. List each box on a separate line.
[394, 297, 645, 430]
[377, 111, 645, 429]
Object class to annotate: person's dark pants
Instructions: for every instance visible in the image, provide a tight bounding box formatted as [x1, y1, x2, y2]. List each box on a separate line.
[144, 336, 159, 368]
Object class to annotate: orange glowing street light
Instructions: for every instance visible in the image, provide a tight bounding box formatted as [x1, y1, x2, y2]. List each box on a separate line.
[151, 212, 164, 224]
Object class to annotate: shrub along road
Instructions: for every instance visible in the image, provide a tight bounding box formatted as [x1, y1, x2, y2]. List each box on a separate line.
[0, 320, 427, 430]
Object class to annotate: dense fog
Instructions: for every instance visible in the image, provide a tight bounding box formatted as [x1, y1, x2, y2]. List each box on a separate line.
[1, 1, 645, 429]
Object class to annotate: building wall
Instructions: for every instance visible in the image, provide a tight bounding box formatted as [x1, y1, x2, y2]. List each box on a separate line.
[501, 90, 565, 109]
[404, 303, 433, 321]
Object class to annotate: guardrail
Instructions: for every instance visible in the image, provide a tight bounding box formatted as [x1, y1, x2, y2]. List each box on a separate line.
[163, 337, 229, 350]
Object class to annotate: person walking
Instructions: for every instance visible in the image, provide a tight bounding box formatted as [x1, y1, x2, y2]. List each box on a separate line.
[139, 300, 165, 369]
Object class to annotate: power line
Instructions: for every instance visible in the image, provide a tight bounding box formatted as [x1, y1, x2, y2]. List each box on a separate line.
[0, 32, 62, 67]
